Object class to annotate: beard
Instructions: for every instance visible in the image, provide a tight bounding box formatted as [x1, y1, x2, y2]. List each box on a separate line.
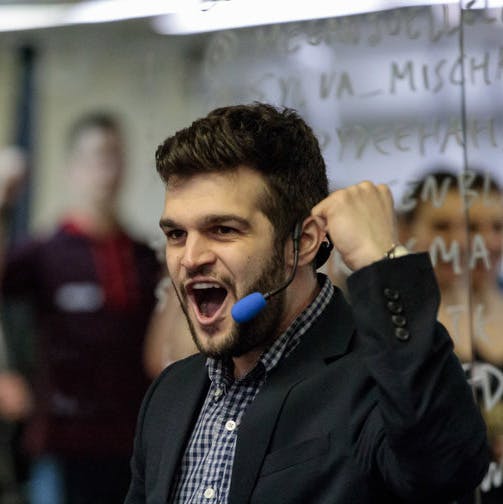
[174, 251, 287, 360]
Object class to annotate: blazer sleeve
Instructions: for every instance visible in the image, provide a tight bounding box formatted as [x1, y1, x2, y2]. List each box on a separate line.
[346, 252, 490, 501]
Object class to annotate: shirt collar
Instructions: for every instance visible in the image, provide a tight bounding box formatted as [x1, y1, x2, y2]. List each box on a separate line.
[207, 274, 334, 386]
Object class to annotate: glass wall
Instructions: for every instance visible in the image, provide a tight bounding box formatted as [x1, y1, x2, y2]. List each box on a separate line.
[183, 11, 503, 498]
[0, 1, 502, 501]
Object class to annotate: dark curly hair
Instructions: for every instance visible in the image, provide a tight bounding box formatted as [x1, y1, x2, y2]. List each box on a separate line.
[155, 102, 328, 245]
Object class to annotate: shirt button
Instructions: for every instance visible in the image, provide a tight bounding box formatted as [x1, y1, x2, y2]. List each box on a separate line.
[204, 487, 215, 499]
[225, 420, 237, 431]
[213, 388, 223, 399]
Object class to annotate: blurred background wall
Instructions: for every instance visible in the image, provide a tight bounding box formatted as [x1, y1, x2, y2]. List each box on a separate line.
[0, 2, 501, 236]
[0, 21, 201, 240]
[0, 1, 502, 501]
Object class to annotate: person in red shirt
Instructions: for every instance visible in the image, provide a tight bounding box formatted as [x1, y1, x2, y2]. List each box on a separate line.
[0, 113, 160, 504]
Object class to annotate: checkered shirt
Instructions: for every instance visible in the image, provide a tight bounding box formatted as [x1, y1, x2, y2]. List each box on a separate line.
[169, 275, 334, 503]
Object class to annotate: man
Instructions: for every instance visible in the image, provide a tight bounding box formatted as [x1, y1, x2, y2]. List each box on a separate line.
[125, 103, 489, 503]
[399, 169, 503, 503]
[398, 170, 503, 362]
[0, 113, 160, 504]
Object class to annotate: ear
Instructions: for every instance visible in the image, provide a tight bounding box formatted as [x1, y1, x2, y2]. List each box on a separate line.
[285, 216, 326, 267]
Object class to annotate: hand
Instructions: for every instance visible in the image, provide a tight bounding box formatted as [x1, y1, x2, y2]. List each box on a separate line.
[0, 371, 33, 422]
[0, 147, 27, 211]
[311, 181, 397, 271]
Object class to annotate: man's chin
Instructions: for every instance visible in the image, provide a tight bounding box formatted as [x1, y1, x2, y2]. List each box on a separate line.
[190, 321, 236, 358]
[194, 331, 262, 360]
[194, 337, 236, 360]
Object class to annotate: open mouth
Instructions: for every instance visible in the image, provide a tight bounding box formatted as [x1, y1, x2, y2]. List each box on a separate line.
[188, 282, 229, 322]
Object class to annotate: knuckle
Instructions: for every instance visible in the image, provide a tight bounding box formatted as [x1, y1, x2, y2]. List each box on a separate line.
[358, 180, 374, 190]
[378, 183, 391, 196]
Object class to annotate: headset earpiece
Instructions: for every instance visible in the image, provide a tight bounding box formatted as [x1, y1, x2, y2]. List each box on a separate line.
[315, 237, 334, 269]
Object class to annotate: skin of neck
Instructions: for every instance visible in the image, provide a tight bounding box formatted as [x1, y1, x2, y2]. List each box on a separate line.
[232, 265, 320, 380]
[66, 201, 120, 237]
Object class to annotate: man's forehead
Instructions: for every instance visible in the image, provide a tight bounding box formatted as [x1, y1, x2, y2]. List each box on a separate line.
[165, 168, 245, 188]
[162, 169, 271, 226]
[165, 168, 269, 200]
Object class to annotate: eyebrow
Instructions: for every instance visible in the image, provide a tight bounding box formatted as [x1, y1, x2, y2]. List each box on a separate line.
[159, 214, 251, 231]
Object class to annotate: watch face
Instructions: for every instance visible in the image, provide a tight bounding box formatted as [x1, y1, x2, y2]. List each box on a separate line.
[391, 246, 409, 258]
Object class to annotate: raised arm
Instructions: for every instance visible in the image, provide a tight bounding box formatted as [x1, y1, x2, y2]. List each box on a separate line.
[313, 181, 489, 500]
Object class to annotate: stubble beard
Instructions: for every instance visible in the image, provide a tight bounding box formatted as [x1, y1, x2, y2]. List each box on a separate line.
[176, 252, 287, 360]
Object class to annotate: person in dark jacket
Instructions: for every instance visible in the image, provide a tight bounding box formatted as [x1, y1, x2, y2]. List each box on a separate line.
[126, 102, 489, 504]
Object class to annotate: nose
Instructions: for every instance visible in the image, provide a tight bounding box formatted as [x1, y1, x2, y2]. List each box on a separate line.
[179, 233, 216, 272]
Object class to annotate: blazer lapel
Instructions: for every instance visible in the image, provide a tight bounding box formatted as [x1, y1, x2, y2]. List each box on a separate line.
[228, 288, 355, 503]
[154, 356, 209, 501]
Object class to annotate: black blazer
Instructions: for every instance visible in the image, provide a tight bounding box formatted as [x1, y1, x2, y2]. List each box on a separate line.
[125, 254, 489, 503]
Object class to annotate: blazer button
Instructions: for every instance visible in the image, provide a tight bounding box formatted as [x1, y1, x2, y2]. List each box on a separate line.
[384, 288, 400, 300]
[387, 301, 403, 314]
[395, 327, 410, 341]
[391, 315, 407, 327]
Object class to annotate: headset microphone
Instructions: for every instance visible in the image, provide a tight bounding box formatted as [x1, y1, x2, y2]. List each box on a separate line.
[231, 222, 303, 324]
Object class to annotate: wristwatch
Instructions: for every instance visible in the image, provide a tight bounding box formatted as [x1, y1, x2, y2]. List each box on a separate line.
[384, 243, 409, 260]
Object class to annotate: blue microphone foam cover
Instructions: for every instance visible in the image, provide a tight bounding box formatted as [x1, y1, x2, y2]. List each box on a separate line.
[231, 292, 267, 323]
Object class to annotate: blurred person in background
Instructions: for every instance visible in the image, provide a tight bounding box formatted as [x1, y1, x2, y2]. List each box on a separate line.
[0, 113, 161, 504]
[0, 147, 34, 504]
[398, 168, 503, 503]
[398, 169, 503, 361]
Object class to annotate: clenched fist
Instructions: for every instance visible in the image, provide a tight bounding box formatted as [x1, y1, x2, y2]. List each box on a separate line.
[312, 181, 397, 271]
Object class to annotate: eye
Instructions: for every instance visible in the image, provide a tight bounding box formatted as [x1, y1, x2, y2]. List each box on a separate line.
[165, 229, 186, 243]
[213, 225, 237, 236]
[492, 221, 503, 233]
[432, 220, 451, 232]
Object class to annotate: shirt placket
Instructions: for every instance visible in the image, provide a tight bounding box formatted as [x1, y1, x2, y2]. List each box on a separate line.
[198, 381, 243, 503]
[176, 276, 334, 504]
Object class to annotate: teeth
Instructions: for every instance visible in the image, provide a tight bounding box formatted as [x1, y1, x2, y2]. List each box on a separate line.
[192, 282, 221, 289]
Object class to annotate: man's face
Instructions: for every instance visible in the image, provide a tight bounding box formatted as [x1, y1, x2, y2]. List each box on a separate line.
[160, 166, 288, 359]
[69, 127, 124, 207]
[468, 190, 503, 284]
[409, 189, 503, 289]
